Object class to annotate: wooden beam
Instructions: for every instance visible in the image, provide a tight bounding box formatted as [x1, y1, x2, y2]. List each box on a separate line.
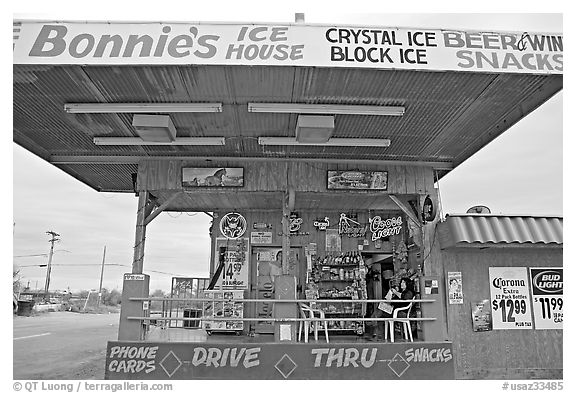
[389, 194, 422, 228]
[49, 155, 454, 170]
[143, 196, 157, 219]
[144, 193, 181, 226]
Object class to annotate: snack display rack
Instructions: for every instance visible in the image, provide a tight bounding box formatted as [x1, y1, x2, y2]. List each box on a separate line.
[201, 289, 244, 335]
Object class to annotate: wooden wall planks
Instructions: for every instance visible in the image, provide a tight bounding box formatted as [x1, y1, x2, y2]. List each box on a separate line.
[138, 160, 435, 195]
[211, 210, 403, 254]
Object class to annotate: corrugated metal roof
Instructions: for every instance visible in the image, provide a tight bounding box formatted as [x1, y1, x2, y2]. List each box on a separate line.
[13, 64, 563, 192]
[439, 214, 563, 248]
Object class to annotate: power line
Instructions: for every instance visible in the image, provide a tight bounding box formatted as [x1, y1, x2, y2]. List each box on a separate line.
[14, 253, 50, 258]
[14, 250, 71, 258]
[18, 262, 179, 277]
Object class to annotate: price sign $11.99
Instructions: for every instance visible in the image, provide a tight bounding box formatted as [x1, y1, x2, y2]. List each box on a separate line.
[533, 296, 563, 323]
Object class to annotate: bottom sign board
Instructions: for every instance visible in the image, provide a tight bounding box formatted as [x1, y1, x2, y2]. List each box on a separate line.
[105, 341, 454, 380]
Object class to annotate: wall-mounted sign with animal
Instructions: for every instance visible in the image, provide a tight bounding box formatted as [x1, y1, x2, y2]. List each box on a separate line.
[182, 167, 244, 187]
[219, 212, 248, 239]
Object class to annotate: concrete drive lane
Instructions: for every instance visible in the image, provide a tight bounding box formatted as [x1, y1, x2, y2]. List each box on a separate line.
[13, 312, 120, 380]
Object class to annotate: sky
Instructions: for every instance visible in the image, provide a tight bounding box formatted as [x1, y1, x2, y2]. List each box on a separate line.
[9, 1, 567, 294]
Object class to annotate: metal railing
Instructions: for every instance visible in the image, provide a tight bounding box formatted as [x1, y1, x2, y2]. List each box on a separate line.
[128, 297, 436, 324]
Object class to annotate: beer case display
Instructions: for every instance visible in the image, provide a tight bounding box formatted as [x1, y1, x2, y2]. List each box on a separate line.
[202, 290, 244, 334]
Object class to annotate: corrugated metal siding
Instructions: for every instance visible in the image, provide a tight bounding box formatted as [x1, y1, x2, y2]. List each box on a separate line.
[56, 163, 139, 192]
[441, 214, 563, 246]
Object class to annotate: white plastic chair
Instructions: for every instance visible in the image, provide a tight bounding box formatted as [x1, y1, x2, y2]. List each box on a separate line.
[298, 304, 311, 342]
[388, 301, 414, 343]
[298, 303, 329, 343]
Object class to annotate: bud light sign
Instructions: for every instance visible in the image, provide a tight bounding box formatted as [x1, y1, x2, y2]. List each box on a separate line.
[529, 268, 563, 330]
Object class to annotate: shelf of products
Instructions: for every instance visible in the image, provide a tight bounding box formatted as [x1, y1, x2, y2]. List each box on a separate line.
[307, 252, 368, 334]
[318, 279, 355, 283]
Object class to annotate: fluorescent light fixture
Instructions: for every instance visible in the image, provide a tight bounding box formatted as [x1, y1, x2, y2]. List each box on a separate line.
[248, 103, 405, 116]
[93, 137, 226, 146]
[64, 102, 223, 113]
[258, 137, 391, 147]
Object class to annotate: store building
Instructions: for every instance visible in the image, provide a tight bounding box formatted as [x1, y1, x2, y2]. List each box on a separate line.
[13, 17, 562, 380]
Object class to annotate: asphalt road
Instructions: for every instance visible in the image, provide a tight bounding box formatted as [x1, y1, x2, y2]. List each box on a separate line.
[13, 312, 120, 380]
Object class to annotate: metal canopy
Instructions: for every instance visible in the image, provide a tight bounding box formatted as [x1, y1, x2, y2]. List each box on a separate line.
[14, 64, 562, 194]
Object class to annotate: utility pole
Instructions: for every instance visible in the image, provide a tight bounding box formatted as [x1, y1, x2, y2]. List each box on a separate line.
[44, 231, 60, 301]
[97, 246, 106, 307]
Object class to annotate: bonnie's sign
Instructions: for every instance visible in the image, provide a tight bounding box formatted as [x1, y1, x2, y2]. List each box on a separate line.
[13, 21, 562, 75]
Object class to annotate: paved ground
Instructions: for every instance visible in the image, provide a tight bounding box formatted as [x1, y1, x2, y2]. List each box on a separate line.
[13, 312, 120, 380]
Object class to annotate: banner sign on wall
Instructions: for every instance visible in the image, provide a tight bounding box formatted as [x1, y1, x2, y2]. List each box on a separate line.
[325, 229, 341, 252]
[447, 271, 463, 305]
[489, 267, 533, 330]
[250, 231, 273, 244]
[13, 21, 562, 75]
[105, 341, 455, 380]
[328, 171, 388, 190]
[529, 267, 563, 330]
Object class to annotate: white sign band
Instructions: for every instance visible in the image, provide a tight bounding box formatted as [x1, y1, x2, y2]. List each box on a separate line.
[13, 22, 563, 75]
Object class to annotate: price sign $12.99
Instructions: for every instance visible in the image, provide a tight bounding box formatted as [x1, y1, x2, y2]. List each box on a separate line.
[492, 299, 527, 323]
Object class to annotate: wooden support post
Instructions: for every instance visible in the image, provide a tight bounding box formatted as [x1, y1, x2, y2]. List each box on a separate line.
[132, 190, 149, 274]
[281, 191, 291, 275]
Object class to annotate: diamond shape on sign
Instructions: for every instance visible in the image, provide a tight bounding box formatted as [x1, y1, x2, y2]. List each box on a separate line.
[388, 353, 410, 377]
[274, 354, 297, 379]
[159, 350, 182, 378]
